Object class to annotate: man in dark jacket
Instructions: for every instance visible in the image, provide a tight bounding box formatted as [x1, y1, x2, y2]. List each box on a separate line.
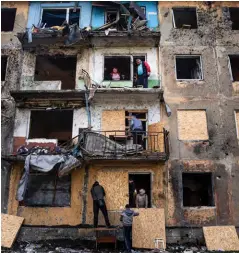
[91, 181, 111, 228]
[120, 204, 139, 252]
[135, 59, 151, 88]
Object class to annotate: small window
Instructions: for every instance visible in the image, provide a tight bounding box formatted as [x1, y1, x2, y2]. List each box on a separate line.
[176, 56, 202, 80]
[229, 55, 239, 81]
[129, 173, 151, 208]
[35, 55, 77, 89]
[229, 8, 239, 30]
[183, 173, 214, 207]
[105, 9, 118, 23]
[29, 110, 73, 145]
[41, 8, 80, 27]
[1, 8, 16, 32]
[104, 56, 131, 81]
[1, 56, 8, 81]
[23, 169, 71, 207]
[173, 7, 197, 29]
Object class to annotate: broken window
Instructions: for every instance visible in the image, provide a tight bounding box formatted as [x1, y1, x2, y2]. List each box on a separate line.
[1, 8, 16, 32]
[105, 9, 118, 23]
[41, 8, 80, 27]
[104, 55, 146, 82]
[1, 56, 8, 81]
[228, 55, 239, 81]
[176, 56, 202, 80]
[229, 8, 239, 30]
[35, 55, 77, 89]
[129, 173, 151, 208]
[183, 173, 214, 207]
[28, 110, 73, 145]
[173, 7, 198, 29]
[23, 169, 71, 207]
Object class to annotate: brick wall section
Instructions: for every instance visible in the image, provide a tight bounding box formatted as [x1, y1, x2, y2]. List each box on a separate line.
[177, 110, 209, 141]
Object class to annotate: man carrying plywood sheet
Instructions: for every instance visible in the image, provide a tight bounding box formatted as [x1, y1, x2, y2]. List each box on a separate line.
[120, 204, 139, 253]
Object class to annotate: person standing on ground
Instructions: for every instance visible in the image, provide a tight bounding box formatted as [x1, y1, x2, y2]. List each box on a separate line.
[120, 204, 139, 253]
[91, 181, 111, 228]
[135, 59, 151, 88]
[136, 189, 148, 208]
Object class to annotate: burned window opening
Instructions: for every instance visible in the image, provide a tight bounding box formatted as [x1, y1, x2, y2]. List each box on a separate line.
[176, 56, 202, 80]
[229, 8, 239, 30]
[182, 173, 214, 207]
[229, 55, 239, 81]
[173, 8, 198, 29]
[41, 8, 80, 28]
[1, 56, 8, 81]
[28, 110, 73, 143]
[1, 8, 16, 32]
[105, 9, 118, 27]
[35, 55, 76, 90]
[23, 168, 71, 207]
[129, 173, 151, 208]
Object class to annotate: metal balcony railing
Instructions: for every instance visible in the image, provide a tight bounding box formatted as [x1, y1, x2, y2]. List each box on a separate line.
[77, 129, 170, 161]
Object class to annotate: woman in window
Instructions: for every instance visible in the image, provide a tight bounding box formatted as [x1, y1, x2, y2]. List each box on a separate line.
[110, 67, 121, 81]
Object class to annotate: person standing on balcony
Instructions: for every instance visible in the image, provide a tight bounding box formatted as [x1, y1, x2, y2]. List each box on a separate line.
[91, 181, 111, 228]
[135, 59, 151, 88]
[131, 114, 143, 145]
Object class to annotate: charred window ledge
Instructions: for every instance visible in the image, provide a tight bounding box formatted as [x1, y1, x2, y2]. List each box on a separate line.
[182, 206, 216, 210]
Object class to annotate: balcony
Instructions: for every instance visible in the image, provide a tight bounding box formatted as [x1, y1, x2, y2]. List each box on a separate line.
[77, 130, 170, 161]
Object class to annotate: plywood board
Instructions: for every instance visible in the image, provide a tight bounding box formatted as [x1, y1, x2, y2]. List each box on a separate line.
[97, 170, 128, 210]
[132, 208, 166, 249]
[235, 111, 239, 138]
[203, 226, 239, 251]
[148, 122, 164, 152]
[1, 214, 24, 248]
[177, 110, 209, 140]
[101, 110, 125, 136]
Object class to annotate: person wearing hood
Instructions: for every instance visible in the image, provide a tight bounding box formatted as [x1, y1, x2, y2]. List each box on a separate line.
[91, 181, 111, 228]
[120, 204, 139, 253]
[136, 189, 148, 208]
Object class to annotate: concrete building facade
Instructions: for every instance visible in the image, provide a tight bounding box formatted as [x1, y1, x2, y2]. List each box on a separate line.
[1, 0, 239, 246]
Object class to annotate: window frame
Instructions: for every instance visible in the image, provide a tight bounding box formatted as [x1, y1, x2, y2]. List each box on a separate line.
[104, 8, 119, 24]
[228, 55, 239, 82]
[1, 8, 17, 32]
[172, 7, 198, 29]
[40, 7, 81, 27]
[182, 172, 215, 208]
[103, 54, 147, 82]
[175, 55, 204, 81]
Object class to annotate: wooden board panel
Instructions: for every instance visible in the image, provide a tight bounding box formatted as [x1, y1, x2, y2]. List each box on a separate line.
[203, 226, 239, 251]
[97, 170, 128, 210]
[1, 214, 24, 248]
[148, 122, 164, 152]
[177, 110, 209, 140]
[132, 208, 166, 249]
[101, 110, 125, 136]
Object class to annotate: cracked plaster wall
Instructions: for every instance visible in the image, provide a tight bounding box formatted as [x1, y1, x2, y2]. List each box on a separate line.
[158, 1, 239, 227]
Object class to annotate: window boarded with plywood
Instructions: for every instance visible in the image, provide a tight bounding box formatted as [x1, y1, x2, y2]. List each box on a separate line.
[235, 111, 239, 138]
[97, 170, 128, 210]
[177, 110, 208, 141]
[101, 110, 125, 136]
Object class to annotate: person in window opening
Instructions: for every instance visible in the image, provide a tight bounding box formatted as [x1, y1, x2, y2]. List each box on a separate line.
[110, 67, 121, 81]
[129, 178, 137, 207]
[135, 59, 151, 88]
[136, 189, 148, 208]
[130, 114, 143, 145]
[91, 181, 111, 228]
[120, 204, 139, 253]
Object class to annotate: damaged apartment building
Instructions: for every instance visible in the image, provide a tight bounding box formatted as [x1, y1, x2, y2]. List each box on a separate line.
[1, 0, 239, 249]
